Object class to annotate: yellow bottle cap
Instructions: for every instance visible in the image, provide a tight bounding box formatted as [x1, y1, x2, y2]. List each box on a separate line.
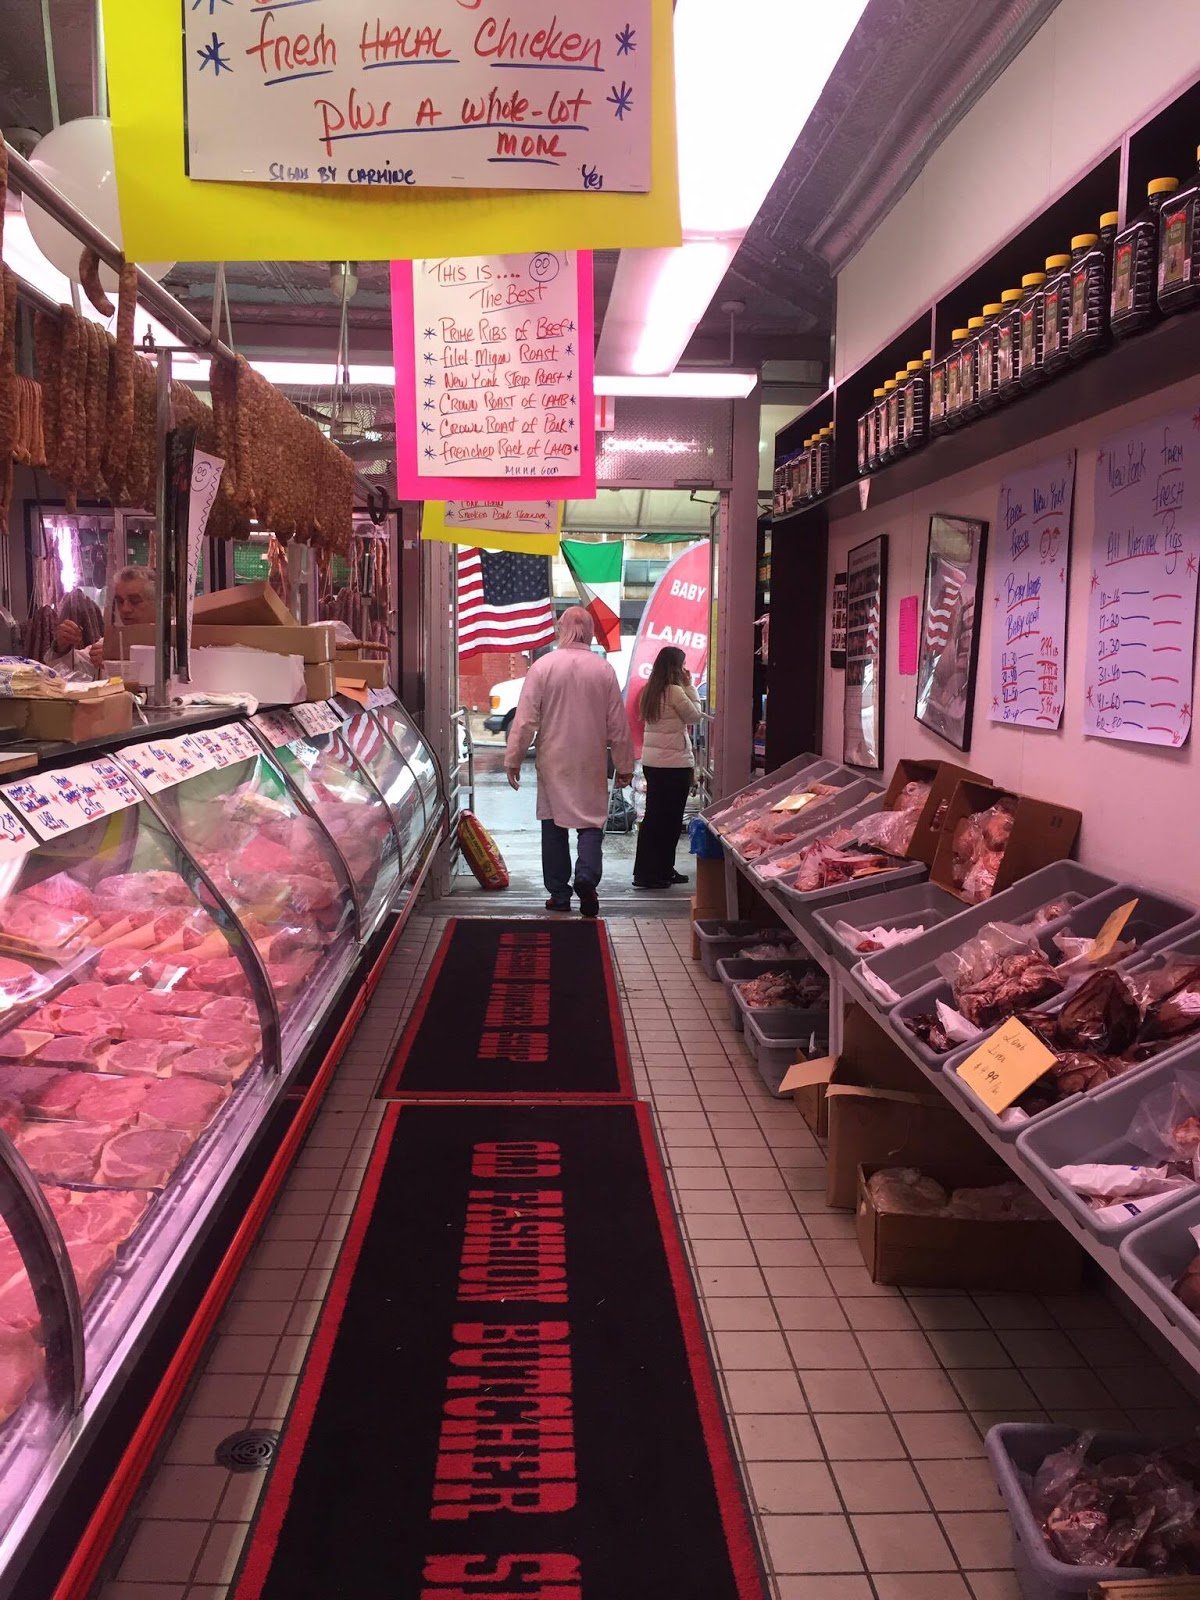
[967, 316, 985, 329]
[1149, 176, 1180, 196]
[883, 379, 898, 391]
[1099, 211, 1119, 229]
[1045, 253, 1071, 269]
[1021, 272, 1047, 288]
[951, 328, 969, 341]
[1000, 289, 1023, 304]
[1071, 233, 1099, 250]
[980, 304, 1000, 317]
[895, 369, 908, 381]
[872, 388, 886, 398]
[906, 360, 923, 373]
[922, 349, 932, 361]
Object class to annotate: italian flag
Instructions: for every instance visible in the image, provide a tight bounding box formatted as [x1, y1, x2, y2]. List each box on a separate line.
[562, 539, 623, 652]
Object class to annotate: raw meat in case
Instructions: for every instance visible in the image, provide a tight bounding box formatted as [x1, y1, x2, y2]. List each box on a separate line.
[73, 1076, 149, 1126]
[0, 1031, 54, 1061]
[56, 983, 141, 1014]
[15, 1121, 114, 1183]
[139, 1077, 227, 1134]
[169, 1046, 251, 1085]
[24, 1072, 93, 1119]
[35, 1035, 112, 1068]
[0, 1334, 40, 1421]
[102, 1040, 188, 1077]
[97, 1128, 193, 1188]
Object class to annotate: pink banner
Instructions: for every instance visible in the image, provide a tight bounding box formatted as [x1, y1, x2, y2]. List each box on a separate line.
[392, 252, 596, 501]
[898, 594, 919, 675]
[624, 540, 711, 756]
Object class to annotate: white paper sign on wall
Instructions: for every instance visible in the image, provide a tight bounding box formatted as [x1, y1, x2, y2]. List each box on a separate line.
[1083, 411, 1200, 748]
[181, 0, 652, 195]
[989, 451, 1076, 730]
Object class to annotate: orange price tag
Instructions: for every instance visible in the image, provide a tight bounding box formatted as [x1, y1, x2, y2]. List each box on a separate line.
[955, 1017, 1058, 1113]
[1089, 899, 1138, 964]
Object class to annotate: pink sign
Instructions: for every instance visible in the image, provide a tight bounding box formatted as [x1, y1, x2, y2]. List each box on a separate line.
[898, 594, 919, 675]
[392, 252, 596, 501]
[624, 540, 711, 756]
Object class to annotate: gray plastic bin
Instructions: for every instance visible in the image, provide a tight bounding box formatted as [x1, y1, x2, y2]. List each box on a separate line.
[743, 1006, 828, 1092]
[1052, 884, 1196, 960]
[693, 919, 793, 981]
[863, 863, 1113, 1006]
[705, 756, 833, 836]
[1016, 1044, 1200, 1243]
[752, 779, 884, 865]
[1119, 1188, 1200, 1350]
[984, 1425, 1156, 1600]
[813, 881, 962, 976]
[716, 956, 827, 1033]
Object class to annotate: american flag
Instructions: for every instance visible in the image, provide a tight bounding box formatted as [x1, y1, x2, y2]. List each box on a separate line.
[925, 559, 967, 652]
[457, 548, 556, 660]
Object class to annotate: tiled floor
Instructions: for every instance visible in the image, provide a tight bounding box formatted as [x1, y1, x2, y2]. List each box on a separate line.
[94, 910, 1198, 1600]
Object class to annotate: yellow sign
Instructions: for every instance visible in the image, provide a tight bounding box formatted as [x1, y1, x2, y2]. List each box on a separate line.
[771, 792, 817, 813]
[101, 0, 680, 261]
[955, 1017, 1057, 1114]
[421, 501, 562, 556]
[1089, 899, 1138, 963]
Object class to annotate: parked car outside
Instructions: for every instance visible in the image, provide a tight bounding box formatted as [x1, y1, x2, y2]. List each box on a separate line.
[483, 639, 636, 736]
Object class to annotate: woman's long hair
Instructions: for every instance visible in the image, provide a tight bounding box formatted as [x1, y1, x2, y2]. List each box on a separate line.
[638, 646, 688, 725]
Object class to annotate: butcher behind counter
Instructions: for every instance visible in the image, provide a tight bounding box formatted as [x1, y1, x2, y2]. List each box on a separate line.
[44, 567, 154, 679]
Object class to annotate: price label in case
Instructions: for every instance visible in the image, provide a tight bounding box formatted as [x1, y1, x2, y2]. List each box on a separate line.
[1, 757, 141, 840]
[121, 736, 216, 794]
[955, 1018, 1058, 1113]
[367, 687, 398, 710]
[213, 724, 260, 763]
[252, 711, 300, 750]
[0, 805, 37, 861]
[292, 701, 343, 738]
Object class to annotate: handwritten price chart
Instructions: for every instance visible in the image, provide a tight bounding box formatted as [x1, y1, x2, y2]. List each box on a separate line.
[1084, 410, 1200, 748]
[394, 252, 596, 499]
[180, 0, 651, 195]
[989, 452, 1076, 729]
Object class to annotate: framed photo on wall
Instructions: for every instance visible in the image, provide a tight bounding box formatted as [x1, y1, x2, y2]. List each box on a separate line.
[830, 571, 848, 668]
[915, 513, 988, 751]
[842, 535, 887, 770]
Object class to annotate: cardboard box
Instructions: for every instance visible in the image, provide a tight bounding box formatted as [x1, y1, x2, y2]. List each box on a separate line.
[0, 690, 134, 743]
[931, 780, 1083, 903]
[883, 758, 992, 867]
[336, 659, 388, 690]
[856, 1163, 1082, 1292]
[193, 583, 297, 629]
[780, 1006, 995, 1208]
[111, 622, 336, 664]
[304, 662, 336, 701]
[690, 894, 725, 959]
[694, 855, 726, 912]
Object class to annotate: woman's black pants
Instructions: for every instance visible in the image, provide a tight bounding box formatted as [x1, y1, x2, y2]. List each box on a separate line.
[634, 766, 692, 886]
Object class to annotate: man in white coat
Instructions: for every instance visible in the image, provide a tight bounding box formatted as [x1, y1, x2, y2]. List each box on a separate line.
[505, 607, 634, 917]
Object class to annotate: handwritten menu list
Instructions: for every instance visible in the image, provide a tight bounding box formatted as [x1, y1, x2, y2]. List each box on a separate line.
[412, 253, 583, 480]
[181, 0, 652, 195]
[989, 452, 1076, 730]
[1084, 411, 1200, 748]
[445, 500, 560, 534]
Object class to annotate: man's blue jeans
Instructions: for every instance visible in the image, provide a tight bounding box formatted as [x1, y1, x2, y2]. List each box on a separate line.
[542, 821, 603, 905]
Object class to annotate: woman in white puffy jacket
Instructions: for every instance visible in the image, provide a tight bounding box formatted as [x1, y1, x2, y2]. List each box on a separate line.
[633, 646, 702, 889]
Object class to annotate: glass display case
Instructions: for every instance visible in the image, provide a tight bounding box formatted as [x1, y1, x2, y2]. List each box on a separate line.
[368, 697, 443, 829]
[340, 705, 432, 866]
[0, 703, 445, 1591]
[248, 709, 401, 940]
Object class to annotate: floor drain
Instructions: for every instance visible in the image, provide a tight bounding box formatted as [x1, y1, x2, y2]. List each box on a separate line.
[215, 1429, 280, 1472]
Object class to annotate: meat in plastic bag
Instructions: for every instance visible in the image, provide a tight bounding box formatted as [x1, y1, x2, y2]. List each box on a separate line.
[1054, 970, 1140, 1055]
[936, 923, 1064, 1029]
[951, 796, 1017, 902]
[864, 1167, 948, 1215]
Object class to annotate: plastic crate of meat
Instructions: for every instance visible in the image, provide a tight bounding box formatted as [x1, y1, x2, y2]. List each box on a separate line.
[1120, 1188, 1200, 1356]
[702, 755, 831, 835]
[860, 863, 1114, 1009]
[693, 920, 793, 982]
[814, 881, 963, 977]
[1017, 1044, 1200, 1244]
[715, 956, 827, 1033]
[984, 1425, 1163, 1600]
